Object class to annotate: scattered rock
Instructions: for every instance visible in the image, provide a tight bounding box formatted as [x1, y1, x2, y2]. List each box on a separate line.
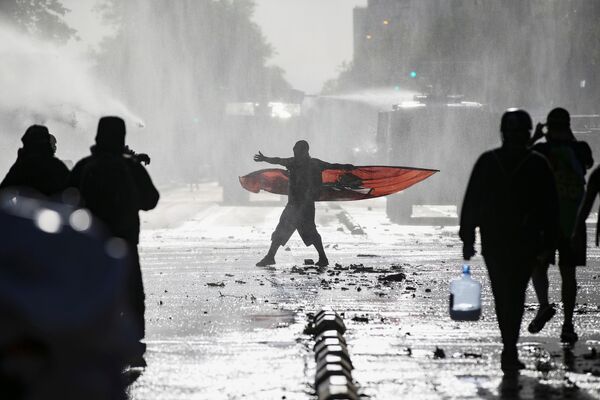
[235, 280, 247, 284]
[304, 259, 315, 265]
[352, 316, 369, 323]
[357, 254, 380, 258]
[379, 273, 406, 282]
[583, 348, 598, 360]
[400, 347, 412, 356]
[433, 347, 446, 359]
[207, 282, 225, 287]
[405, 286, 416, 291]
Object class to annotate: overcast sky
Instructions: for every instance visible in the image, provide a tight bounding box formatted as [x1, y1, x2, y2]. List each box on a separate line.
[62, 0, 367, 93]
[253, 0, 367, 93]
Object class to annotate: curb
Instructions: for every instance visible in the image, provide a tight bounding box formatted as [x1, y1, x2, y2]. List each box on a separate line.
[310, 310, 359, 400]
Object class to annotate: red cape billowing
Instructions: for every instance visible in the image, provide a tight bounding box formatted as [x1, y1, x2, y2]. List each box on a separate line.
[239, 166, 438, 201]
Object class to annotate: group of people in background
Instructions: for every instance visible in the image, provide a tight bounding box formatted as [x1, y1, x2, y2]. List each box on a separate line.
[460, 107, 599, 375]
[0, 116, 159, 370]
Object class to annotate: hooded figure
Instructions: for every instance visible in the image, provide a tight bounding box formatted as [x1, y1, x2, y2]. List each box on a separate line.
[0, 125, 69, 197]
[459, 109, 559, 375]
[68, 116, 159, 367]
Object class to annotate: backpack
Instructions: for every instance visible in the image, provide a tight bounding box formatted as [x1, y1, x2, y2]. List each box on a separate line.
[541, 143, 586, 236]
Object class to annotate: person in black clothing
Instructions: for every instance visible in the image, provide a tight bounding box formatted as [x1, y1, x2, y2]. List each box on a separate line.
[460, 109, 559, 375]
[254, 140, 353, 267]
[527, 108, 593, 343]
[0, 125, 69, 197]
[573, 164, 600, 265]
[69, 116, 159, 367]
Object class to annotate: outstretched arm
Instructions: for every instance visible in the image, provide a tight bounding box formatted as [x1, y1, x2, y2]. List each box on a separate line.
[253, 151, 290, 167]
[318, 160, 354, 170]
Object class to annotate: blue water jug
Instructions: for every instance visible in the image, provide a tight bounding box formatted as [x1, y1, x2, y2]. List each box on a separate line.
[449, 265, 481, 321]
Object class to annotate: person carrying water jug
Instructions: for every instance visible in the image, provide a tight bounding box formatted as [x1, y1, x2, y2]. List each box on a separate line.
[459, 109, 559, 375]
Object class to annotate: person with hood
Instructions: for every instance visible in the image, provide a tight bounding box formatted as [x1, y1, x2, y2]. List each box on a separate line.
[0, 125, 69, 197]
[69, 116, 159, 367]
[253, 140, 353, 267]
[526, 108, 593, 343]
[460, 109, 558, 375]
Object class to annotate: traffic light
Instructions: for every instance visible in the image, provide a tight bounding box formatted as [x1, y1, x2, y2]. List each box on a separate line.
[410, 71, 417, 78]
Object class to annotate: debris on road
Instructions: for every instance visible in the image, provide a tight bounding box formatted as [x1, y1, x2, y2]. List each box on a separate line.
[378, 272, 406, 282]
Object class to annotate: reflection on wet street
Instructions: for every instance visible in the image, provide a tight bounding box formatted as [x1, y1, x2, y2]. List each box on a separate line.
[130, 185, 600, 399]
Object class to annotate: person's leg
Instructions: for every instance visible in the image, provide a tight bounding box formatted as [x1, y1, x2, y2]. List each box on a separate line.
[126, 245, 147, 366]
[559, 264, 577, 339]
[257, 205, 296, 266]
[486, 257, 531, 373]
[531, 263, 550, 307]
[313, 233, 328, 266]
[528, 262, 556, 333]
[297, 203, 328, 266]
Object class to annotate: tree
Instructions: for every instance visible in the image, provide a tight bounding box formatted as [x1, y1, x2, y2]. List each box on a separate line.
[0, 0, 77, 44]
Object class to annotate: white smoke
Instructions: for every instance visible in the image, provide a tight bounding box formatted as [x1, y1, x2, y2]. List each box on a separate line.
[0, 24, 144, 134]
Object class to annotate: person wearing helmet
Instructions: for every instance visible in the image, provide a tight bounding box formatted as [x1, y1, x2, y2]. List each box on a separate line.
[460, 109, 559, 375]
[527, 108, 593, 343]
[253, 140, 353, 267]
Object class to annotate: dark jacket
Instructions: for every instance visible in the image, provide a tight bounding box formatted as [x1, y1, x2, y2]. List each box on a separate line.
[69, 147, 159, 245]
[459, 145, 559, 260]
[0, 147, 69, 197]
[273, 156, 352, 203]
[532, 140, 593, 238]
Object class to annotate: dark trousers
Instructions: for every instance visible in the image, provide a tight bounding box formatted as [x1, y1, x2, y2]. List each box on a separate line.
[127, 245, 146, 342]
[484, 256, 534, 353]
[271, 202, 320, 247]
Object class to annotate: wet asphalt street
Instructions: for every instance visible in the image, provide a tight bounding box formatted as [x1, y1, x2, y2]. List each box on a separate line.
[129, 184, 600, 399]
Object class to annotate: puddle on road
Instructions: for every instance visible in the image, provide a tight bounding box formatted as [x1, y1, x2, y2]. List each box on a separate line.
[248, 311, 296, 329]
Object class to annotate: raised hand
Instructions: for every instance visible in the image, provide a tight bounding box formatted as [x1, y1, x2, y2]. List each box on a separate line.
[254, 151, 266, 162]
[532, 123, 545, 142]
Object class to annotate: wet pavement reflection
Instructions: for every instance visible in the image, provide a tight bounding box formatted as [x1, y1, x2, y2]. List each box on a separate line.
[129, 186, 600, 399]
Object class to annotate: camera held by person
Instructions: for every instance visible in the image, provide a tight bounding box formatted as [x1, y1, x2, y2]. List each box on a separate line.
[124, 145, 151, 165]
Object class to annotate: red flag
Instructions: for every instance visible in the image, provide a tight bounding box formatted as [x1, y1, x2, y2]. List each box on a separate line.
[239, 166, 437, 201]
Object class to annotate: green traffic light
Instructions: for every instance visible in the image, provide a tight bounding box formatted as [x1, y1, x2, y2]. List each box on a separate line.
[410, 71, 417, 78]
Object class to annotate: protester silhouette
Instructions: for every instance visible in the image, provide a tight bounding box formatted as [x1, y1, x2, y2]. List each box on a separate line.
[460, 109, 559, 375]
[68, 116, 159, 367]
[574, 164, 600, 253]
[0, 125, 69, 197]
[254, 140, 353, 267]
[527, 108, 593, 343]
